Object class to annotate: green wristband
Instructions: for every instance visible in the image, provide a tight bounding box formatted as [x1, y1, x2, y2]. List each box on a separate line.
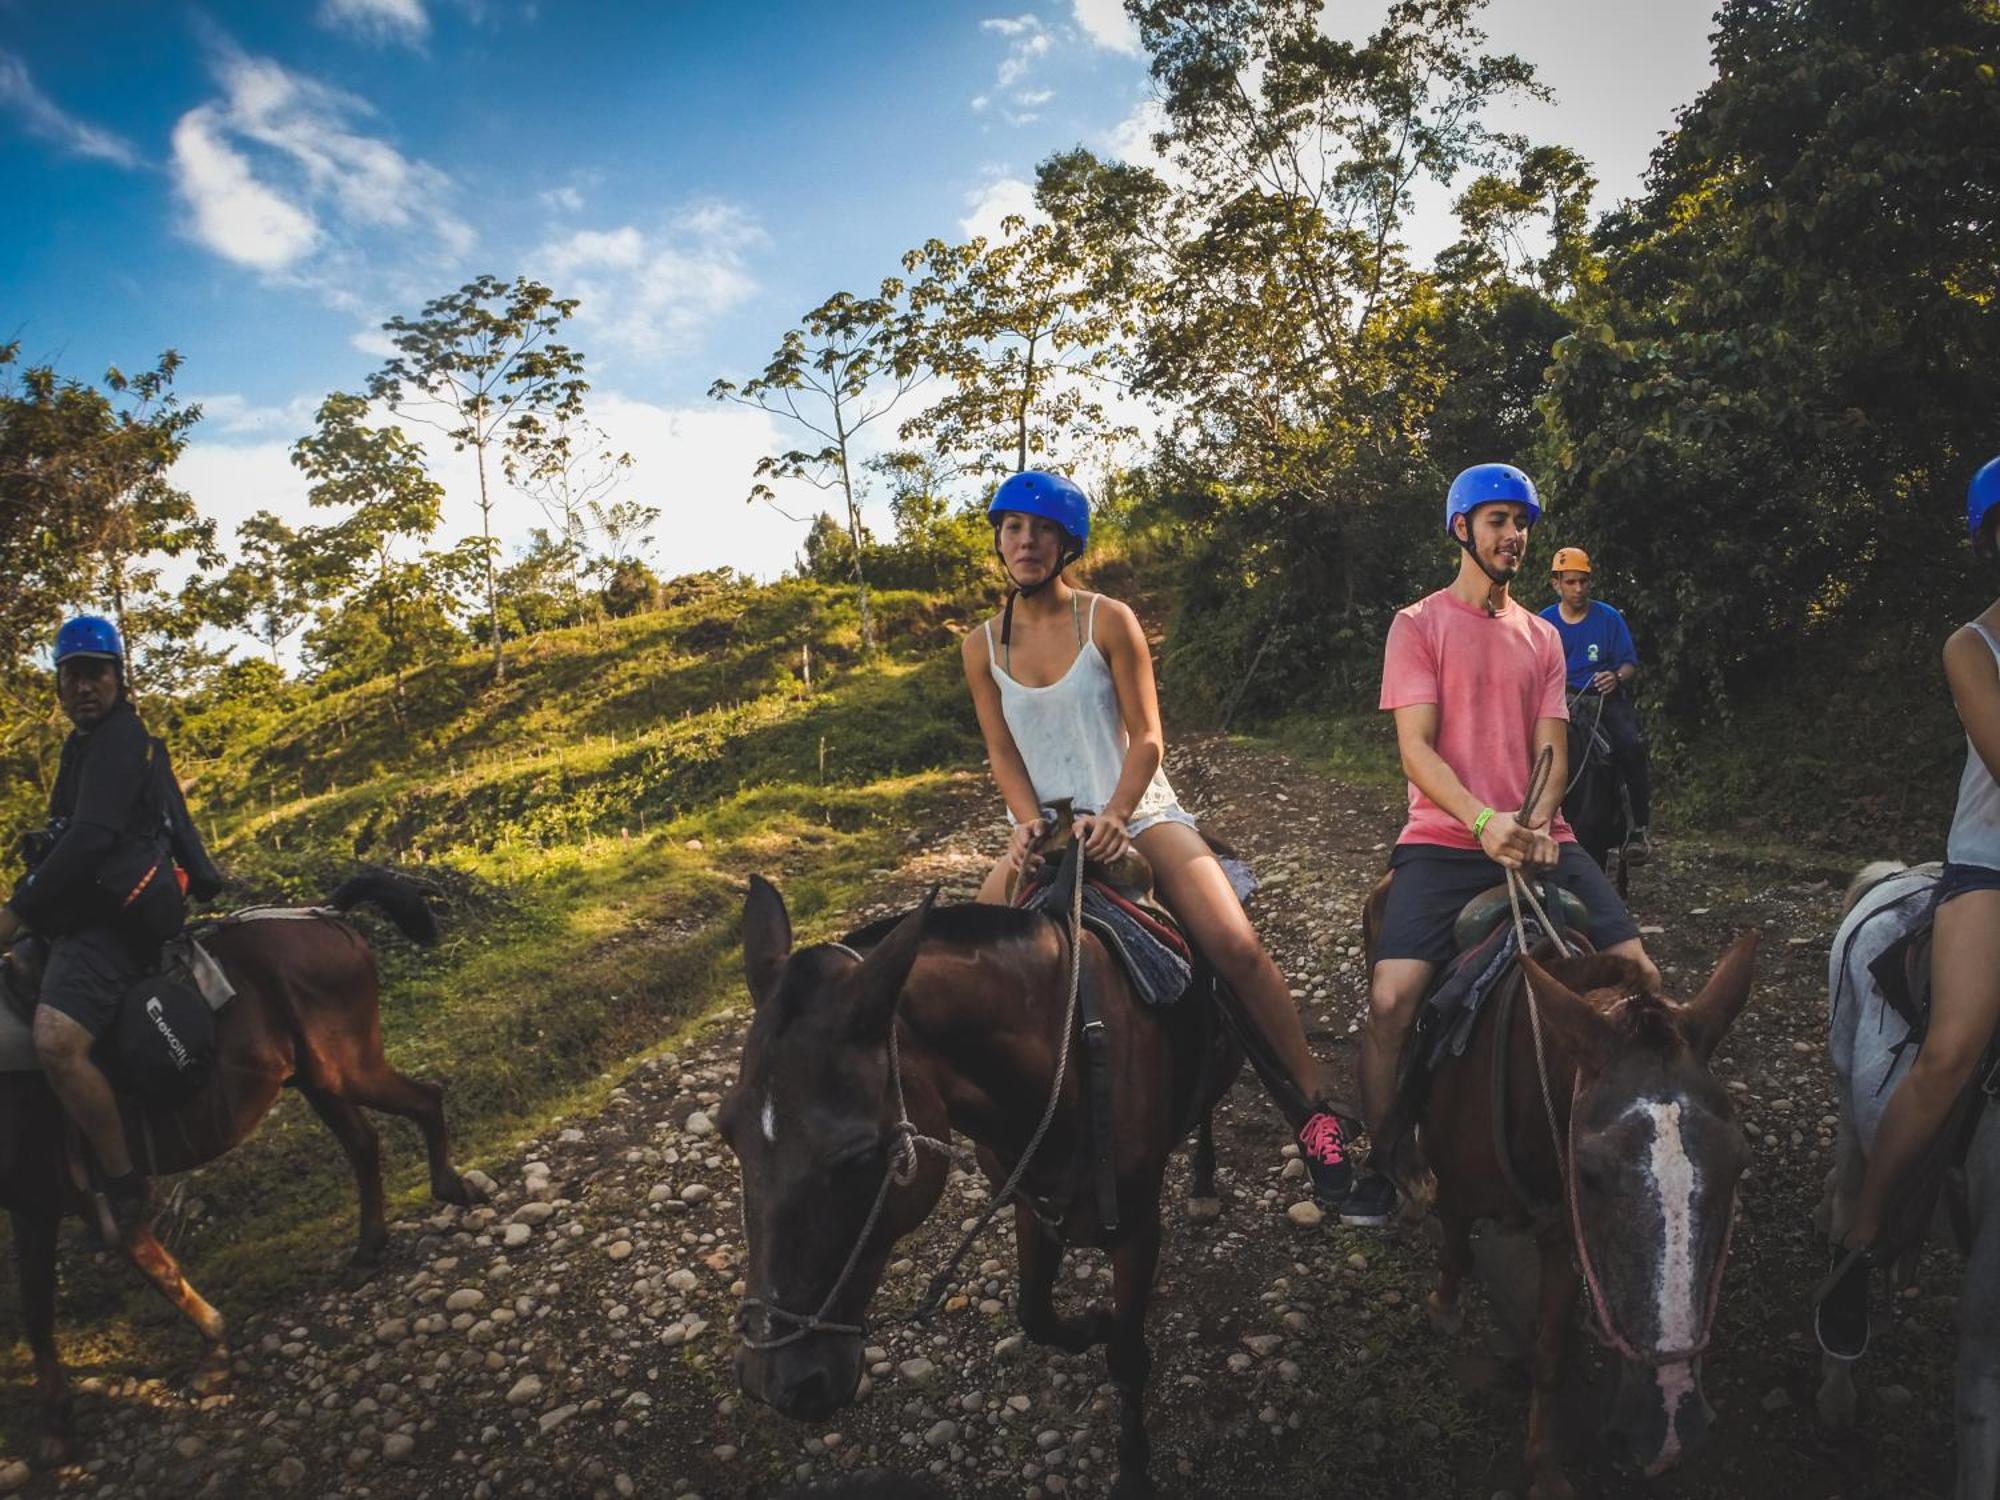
[1471, 807, 1495, 838]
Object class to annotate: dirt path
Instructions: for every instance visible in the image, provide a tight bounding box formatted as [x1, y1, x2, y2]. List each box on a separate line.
[1, 737, 1964, 1499]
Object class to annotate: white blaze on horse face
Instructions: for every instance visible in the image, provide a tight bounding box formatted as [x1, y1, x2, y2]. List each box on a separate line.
[761, 1094, 777, 1144]
[1644, 1100, 1701, 1354]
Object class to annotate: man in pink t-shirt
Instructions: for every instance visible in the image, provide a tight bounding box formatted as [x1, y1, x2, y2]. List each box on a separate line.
[1340, 464, 1658, 1228]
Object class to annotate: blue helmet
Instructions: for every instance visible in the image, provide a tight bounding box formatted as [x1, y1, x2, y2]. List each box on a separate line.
[54, 615, 125, 666]
[1444, 463, 1541, 539]
[987, 470, 1090, 550]
[1970, 456, 2000, 557]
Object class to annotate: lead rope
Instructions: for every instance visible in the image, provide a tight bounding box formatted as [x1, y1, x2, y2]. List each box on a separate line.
[740, 844, 1089, 1349]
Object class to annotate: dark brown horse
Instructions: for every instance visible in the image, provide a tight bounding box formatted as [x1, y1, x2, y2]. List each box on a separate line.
[723, 873, 1240, 1499]
[1364, 879, 1758, 1499]
[0, 872, 479, 1463]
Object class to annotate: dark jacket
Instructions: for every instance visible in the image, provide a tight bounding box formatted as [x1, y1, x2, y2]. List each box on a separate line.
[9, 699, 222, 938]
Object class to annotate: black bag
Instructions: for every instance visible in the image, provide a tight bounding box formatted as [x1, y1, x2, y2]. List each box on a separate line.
[108, 972, 215, 1106]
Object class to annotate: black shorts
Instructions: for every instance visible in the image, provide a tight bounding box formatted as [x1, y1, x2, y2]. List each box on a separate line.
[38, 924, 150, 1040]
[1374, 843, 1640, 966]
[1938, 862, 2000, 908]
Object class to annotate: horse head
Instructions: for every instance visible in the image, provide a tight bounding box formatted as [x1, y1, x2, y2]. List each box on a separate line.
[721, 876, 948, 1422]
[1519, 931, 1760, 1476]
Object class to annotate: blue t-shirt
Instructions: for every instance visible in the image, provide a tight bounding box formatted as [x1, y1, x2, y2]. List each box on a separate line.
[1538, 600, 1638, 692]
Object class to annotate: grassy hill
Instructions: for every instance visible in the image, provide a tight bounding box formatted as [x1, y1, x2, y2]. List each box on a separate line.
[7, 578, 989, 1386]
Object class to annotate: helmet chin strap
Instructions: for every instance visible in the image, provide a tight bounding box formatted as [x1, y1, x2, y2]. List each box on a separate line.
[1455, 533, 1517, 615]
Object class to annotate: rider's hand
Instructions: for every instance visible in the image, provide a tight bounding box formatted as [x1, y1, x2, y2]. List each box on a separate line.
[1522, 825, 1562, 872]
[1008, 818, 1048, 874]
[1477, 810, 1541, 870]
[1074, 811, 1133, 864]
[1591, 670, 1619, 695]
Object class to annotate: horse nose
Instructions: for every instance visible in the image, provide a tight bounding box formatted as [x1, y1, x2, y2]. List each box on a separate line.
[774, 1363, 837, 1417]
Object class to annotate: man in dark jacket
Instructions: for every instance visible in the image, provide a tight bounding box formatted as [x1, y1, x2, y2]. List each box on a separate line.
[0, 616, 222, 1238]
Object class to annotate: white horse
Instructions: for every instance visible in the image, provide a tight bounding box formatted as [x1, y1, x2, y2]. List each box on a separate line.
[1818, 860, 2000, 1499]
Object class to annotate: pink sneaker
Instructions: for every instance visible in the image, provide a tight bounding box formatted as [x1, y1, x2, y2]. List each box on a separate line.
[1297, 1111, 1353, 1202]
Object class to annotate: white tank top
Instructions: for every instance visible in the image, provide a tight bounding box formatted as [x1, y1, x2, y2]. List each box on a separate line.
[984, 594, 1181, 826]
[1948, 622, 2000, 868]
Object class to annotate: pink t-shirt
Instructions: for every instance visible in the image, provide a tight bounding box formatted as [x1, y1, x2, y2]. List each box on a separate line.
[1379, 589, 1574, 849]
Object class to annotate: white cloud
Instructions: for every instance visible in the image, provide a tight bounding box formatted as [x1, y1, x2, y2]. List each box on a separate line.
[190, 391, 322, 439]
[1101, 97, 1169, 172]
[170, 108, 321, 271]
[318, 0, 430, 47]
[169, 42, 472, 276]
[539, 183, 585, 213]
[350, 326, 400, 358]
[0, 49, 142, 167]
[1072, 0, 1140, 54]
[975, 14, 1054, 111]
[960, 175, 1039, 241]
[534, 204, 763, 359]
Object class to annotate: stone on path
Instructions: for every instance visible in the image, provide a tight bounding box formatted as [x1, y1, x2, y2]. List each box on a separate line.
[1286, 1201, 1324, 1227]
[507, 1374, 544, 1406]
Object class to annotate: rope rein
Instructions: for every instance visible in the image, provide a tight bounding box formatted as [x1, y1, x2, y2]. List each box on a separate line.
[1503, 747, 1727, 1366]
[739, 846, 1089, 1351]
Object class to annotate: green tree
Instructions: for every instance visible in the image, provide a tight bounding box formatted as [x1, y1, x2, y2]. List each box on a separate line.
[291, 392, 447, 715]
[1540, 0, 2000, 712]
[205, 510, 318, 667]
[711, 284, 921, 651]
[367, 275, 589, 682]
[505, 415, 632, 626]
[901, 213, 1136, 475]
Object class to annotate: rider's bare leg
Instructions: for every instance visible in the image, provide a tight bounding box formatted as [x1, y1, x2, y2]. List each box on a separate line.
[1363, 958, 1434, 1131]
[32, 1008, 132, 1177]
[1845, 887, 2000, 1248]
[977, 855, 1014, 905]
[1136, 820, 1323, 1104]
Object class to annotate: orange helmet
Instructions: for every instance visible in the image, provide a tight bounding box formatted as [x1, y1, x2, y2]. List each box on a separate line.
[1550, 547, 1591, 575]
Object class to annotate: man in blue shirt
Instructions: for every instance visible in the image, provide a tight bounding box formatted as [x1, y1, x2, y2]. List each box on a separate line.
[1539, 548, 1653, 862]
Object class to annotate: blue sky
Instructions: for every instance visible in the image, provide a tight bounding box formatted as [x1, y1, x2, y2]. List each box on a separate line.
[3, 0, 1722, 588]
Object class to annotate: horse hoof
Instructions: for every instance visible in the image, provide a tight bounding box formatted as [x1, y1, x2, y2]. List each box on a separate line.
[434, 1172, 478, 1208]
[1184, 1196, 1222, 1224]
[1528, 1473, 1575, 1500]
[38, 1431, 72, 1466]
[191, 1352, 231, 1396]
[1426, 1291, 1463, 1337]
[1109, 1470, 1156, 1500]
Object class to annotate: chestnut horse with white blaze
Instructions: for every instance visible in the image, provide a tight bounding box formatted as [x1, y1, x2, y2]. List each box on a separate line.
[0, 872, 479, 1464]
[1364, 876, 1758, 1499]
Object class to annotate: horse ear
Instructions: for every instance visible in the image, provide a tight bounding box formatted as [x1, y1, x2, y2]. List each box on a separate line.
[1517, 950, 1615, 1074]
[1676, 930, 1760, 1062]
[743, 875, 793, 1009]
[848, 888, 937, 1039]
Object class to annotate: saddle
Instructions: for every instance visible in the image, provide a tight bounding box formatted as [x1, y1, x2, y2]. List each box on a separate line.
[0, 932, 236, 1076]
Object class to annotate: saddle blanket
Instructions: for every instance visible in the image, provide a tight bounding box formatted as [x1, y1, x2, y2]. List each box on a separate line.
[1024, 879, 1193, 1009]
[0, 933, 236, 1074]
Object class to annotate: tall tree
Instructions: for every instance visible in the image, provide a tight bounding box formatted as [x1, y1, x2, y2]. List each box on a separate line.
[205, 510, 318, 667]
[505, 415, 632, 627]
[711, 284, 921, 651]
[291, 392, 447, 717]
[366, 275, 588, 682]
[901, 213, 1137, 475]
[1541, 0, 2000, 711]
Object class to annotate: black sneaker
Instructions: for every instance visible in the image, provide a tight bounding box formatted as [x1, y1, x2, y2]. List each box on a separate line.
[1339, 1171, 1398, 1228]
[1622, 827, 1654, 867]
[1296, 1111, 1352, 1202]
[1814, 1244, 1872, 1361]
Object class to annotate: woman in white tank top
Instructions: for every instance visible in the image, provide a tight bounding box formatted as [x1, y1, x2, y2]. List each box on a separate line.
[961, 471, 1354, 1203]
[1818, 457, 2000, 1358]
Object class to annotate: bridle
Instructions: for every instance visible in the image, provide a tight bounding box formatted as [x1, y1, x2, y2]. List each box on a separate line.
[738, 858, 1089, 1352]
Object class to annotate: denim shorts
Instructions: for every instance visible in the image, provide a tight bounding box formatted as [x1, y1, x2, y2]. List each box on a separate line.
[1938, 861, 2000, 908]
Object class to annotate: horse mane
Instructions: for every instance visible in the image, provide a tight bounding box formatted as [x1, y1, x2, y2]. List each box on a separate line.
[1544, 951, 1682, 1049]
[839, 901, 1051, 951]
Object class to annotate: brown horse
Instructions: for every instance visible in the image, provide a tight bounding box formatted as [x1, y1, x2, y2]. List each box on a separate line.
[1363, 879, 1758, 1499]
[723, 872, 1240, 1499]
[0, 871, 479, 1463]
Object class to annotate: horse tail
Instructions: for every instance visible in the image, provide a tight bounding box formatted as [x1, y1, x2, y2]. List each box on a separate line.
[330, 871, 440, 948]
[1841, 860, 1908, 918]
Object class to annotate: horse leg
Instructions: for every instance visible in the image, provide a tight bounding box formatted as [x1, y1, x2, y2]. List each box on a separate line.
[1816, 1114, 1866, 1430]
[1524, 1228, 1581, 1500]
[338, 1065, 476, 1206]
[12, 1208, 71, 1464]
[1185, 1112, 1221, 1224]
[122, 1224, 229, 1390]
[1429, 1208, 1472, 1337]
[1106, 1212, 1163, 1500]
[297, 1083, 390, 1266]
[1014, 1204, 1107, 1353]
